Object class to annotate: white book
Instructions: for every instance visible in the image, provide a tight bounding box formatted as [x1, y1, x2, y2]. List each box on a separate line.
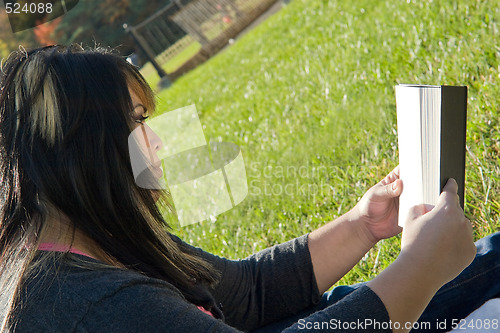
[396, 84, 467, 227]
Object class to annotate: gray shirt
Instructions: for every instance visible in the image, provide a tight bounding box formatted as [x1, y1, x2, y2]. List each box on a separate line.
[14, 235, 391, 332]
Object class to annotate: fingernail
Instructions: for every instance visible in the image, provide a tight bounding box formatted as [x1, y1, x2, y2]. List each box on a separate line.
[392, 182, 398, 190]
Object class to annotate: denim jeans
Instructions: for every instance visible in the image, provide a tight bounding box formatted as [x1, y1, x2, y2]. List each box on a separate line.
[252, 231, 500, 332]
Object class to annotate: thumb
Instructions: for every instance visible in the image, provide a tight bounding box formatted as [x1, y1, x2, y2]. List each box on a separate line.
[442, 178, 458, 195]
[438, 178, 460, 208]
[369, 179, 403, 201]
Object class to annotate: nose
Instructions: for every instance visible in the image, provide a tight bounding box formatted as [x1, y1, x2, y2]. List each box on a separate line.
[144, 124, 163, 152]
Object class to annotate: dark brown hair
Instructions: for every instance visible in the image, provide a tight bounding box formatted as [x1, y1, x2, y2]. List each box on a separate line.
[0, 45, 219, 331]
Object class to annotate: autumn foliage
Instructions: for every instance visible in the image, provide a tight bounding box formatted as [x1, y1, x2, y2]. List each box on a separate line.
[33, 17, 62, 46]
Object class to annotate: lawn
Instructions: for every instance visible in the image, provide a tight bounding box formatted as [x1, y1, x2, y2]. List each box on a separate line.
[144, 0, 499, 286]
[140, 40, 201, 89]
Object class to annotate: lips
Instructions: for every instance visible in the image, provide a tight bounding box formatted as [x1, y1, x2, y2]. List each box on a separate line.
[152, 165, 163, 179]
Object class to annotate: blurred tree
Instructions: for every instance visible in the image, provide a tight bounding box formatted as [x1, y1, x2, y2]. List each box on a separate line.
[99, 0, 129, 24]
[1, 0, 69, 51]
[0, 12, 20, 58]
[33, 17, 62, 46]
[53, 0, 173, 54]
[2, 0, 177, 56]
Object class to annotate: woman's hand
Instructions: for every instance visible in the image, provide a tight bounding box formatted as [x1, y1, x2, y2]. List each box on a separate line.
[368, 179, 476, 333]
[308, 166, 403, 292]
[401, 178, 476, 284]
[350, 166, 403, 243]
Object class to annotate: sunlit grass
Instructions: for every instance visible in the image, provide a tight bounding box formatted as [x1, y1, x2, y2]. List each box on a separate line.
[148, 0, 499, 286]
[140, 42, 201, 90]
[164, 42, 201, 72]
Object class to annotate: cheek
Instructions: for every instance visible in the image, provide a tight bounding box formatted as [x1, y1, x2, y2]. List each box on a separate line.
[138, 126, 162, 166]
[130, 125, 150, 158]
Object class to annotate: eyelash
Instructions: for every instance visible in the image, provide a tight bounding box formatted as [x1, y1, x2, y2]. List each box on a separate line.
[135, 115, 149, 124]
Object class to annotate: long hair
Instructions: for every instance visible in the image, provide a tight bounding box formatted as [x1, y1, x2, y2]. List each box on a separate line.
[0, 45, 220, 331]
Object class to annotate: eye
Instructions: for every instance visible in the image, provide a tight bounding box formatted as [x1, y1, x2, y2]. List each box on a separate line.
[135, 115, 149, 124]
[133, 104, 148, 124]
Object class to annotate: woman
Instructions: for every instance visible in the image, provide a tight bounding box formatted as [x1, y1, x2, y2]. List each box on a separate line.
[0, 45, 482, 332]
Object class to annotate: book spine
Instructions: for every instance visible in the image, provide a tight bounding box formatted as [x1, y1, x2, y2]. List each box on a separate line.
[439, 86, 467, 209]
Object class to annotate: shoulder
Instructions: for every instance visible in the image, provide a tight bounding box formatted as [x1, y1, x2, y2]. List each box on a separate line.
[78, 277, 223, 332]
[15, 255, 187, 332]
[45, 255, 186, 303]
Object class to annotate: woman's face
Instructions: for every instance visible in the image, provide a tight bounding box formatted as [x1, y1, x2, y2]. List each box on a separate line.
[129, 88, 163, 180]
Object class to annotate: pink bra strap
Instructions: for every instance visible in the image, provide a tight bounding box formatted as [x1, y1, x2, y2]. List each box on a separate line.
[197, 305, 214, 317]
[38, 242, 95, 259]
[39, 243, 211, 316]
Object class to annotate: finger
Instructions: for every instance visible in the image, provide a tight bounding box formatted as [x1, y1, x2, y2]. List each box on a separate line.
[422, 203, 434, 214]
[465, 217, 473, 233]
[442, 178, 458, 194]
[463, 217, 476, 257]
[406, 203, 432, 221]
[392, 165, 400, 178]
[438, 178, 460, 207]
[380, 165, 400, 185]
[387, 165, 400, 183]
[391, 179, 403, 197]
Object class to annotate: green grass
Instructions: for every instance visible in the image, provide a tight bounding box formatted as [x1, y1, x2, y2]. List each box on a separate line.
[144, 0, 500, 286]
[141, 41, 202, 90]
[164, 42, 201, 72]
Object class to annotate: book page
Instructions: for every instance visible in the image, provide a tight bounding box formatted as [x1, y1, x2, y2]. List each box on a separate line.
[396, 85, 424, 227]
[421, 87, 441, 207]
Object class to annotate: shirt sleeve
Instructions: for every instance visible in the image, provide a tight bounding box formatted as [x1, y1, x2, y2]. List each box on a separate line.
[283, 285, 392, 333]
[172, 234, 391, 332]
[77, 281, 391, 333]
